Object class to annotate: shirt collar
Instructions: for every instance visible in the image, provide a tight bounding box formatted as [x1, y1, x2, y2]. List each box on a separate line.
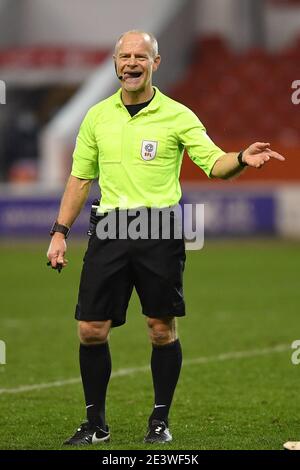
[114, 86, 161, 113]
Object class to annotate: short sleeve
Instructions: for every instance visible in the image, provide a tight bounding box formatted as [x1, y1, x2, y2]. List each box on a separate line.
[177, 109, 225, 177]
[71, 108, 99, 180]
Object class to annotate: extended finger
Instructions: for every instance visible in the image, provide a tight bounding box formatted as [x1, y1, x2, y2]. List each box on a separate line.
[266, 150, 285, 161]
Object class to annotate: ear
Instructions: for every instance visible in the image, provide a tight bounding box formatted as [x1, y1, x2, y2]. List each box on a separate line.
[152, 55, 161, 73]
[113, 58, 118, 77]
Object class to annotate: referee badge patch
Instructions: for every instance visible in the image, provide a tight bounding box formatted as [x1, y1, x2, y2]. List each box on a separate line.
[141, 140, 158, 161]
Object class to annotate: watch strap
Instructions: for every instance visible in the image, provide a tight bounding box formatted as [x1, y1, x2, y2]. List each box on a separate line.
[237, 151, 248, 168]
[50, 221, 70, 238]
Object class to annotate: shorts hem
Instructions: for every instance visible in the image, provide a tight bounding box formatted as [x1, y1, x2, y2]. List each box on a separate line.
[75, 308, 125, 328]
[142, 309, 186, 319]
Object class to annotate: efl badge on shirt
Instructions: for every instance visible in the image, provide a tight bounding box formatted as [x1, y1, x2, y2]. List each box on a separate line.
[141, 140, 158, 161]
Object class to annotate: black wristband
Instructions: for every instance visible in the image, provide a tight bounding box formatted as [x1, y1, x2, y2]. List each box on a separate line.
[237, 151, 248, 168]
[50, 221, 70, 239]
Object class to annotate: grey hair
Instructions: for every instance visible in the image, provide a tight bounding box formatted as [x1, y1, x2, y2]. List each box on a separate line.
[114, 30, 159, 58]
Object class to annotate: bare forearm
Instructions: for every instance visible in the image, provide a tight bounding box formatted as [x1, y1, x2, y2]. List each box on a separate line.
[210, 142, 285, 180]
[210, 152, 245, 179]
[57, 175, 93, 227]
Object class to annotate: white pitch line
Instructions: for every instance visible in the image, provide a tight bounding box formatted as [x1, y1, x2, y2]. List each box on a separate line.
[185, 343, 289, 365]
[0, 344, 289, 395]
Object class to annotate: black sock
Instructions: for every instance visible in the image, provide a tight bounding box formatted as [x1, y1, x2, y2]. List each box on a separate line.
[149, 339, 182, 425]
[79, 342, 111, 428]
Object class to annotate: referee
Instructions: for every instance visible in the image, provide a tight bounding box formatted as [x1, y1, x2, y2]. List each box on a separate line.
[47, 30, 285, 445]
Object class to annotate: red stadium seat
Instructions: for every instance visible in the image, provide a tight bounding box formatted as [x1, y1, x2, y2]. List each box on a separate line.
[169, 35, 300, 181]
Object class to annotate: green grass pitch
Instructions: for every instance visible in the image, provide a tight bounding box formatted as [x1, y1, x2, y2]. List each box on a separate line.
[0, 239, 299, 450]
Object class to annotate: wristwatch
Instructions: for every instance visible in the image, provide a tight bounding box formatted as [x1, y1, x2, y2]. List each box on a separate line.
[237, 151, 248, 168]
[50, 221, 70, 239]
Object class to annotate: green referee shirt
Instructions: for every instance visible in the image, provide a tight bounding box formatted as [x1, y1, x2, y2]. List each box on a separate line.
[72, 87, 224, 212]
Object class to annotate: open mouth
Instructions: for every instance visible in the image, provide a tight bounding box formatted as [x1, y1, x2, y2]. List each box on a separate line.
[123, 72, 143, 80]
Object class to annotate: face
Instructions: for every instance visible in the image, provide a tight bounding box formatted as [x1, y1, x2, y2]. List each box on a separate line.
[114, 33, 160, 94]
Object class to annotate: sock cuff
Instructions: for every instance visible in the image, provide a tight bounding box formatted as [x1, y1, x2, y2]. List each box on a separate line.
[152, 339, 181, 351]
[80, 342, 109, 351]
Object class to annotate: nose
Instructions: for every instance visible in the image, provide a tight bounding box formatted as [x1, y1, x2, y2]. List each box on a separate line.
[128, 55, 137, 66]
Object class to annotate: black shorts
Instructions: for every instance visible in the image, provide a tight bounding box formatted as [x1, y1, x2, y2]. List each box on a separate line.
[75, 208, 186, 327]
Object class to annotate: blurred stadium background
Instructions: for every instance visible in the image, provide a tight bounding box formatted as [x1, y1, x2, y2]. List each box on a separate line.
[0, 0, 300, 450]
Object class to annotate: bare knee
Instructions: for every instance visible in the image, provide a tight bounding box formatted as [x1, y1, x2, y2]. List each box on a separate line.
[147, 317, 177, 346]
[78, 320, 111, 345]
